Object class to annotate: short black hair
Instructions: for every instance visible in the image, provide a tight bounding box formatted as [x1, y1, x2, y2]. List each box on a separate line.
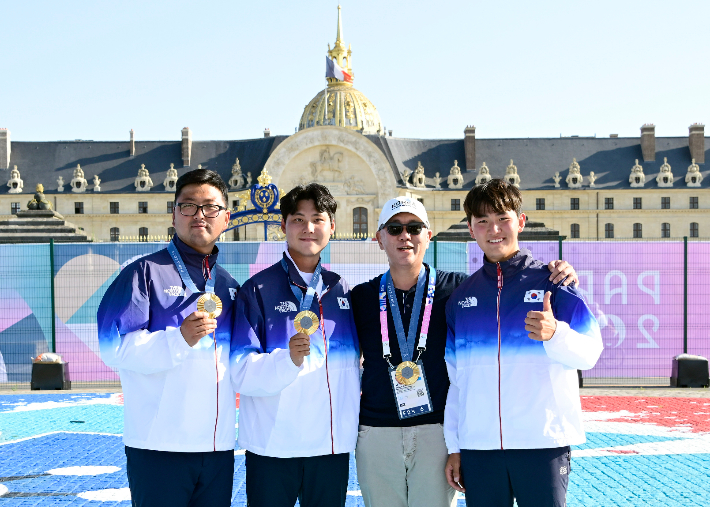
[463, 178, 522, 222]
[280, 183, 337, 222]
[174, 169, 229, 207]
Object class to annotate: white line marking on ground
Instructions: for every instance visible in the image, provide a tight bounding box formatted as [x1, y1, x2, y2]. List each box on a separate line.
[77, 488, 131, 501]
[46, 466, 121, 476]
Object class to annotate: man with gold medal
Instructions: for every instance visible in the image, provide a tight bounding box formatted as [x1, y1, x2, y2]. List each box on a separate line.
[351, 197, 579, 507]
[97, 169, 239, 507]
[230, 183, 360, 507]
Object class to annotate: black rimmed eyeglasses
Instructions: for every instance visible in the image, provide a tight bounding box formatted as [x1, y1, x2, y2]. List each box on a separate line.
[176, 203, 227, 218]
[380, 222, 427, 236]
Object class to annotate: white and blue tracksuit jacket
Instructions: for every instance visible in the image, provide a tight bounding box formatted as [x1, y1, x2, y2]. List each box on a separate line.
[444, 249, 603, 452]
[97, 236, 239, 452]
[230, 253, 360, 458]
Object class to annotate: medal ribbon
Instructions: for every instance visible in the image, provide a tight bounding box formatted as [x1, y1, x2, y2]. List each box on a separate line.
[280, 257, 323, 312]
[379, 265, 437, 362]
[167, 240, 215, 295]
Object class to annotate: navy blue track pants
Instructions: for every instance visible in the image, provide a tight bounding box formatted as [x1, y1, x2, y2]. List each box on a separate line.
[124, 446, 234, 507]
[245, 450, 350, 507]
[460, 446, 571, 507]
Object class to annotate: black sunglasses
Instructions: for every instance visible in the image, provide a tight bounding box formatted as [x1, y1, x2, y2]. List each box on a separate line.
[381, 222, 427, 236]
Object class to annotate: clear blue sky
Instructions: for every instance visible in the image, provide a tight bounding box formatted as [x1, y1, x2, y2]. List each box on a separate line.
[4, 0, 709, 141]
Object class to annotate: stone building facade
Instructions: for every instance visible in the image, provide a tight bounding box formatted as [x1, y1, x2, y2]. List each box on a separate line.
[0, 9, 708, 241]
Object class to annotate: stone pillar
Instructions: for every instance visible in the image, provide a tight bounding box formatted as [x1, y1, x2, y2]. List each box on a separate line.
[0, 129, 10, 170]
[181, 127, 192, 167]
[641, 124, 655, 162]
[130, 129, 135, 156]
[689, 124, 705, 164]
[464, 125, 476, 172]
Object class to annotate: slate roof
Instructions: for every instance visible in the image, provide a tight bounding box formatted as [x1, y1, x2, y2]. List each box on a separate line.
[2, 133, 708, 195]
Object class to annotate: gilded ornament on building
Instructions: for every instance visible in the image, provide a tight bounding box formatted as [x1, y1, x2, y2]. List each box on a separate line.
[257, 168, 273, 187]
[27, 184, 52, 210]
[566, 158, 583, 188]
[656, 157, 674, 187]
[297, 7, 384, 135]
[685, 159, 703, 187]
[629, 159, 645, 187]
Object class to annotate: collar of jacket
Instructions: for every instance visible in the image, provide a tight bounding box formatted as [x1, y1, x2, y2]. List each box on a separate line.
[173, 234, 218, 270]
[482, 248, 534, 279]
[281, 252, 340, 290]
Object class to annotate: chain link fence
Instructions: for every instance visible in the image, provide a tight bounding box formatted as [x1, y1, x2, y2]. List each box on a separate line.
[0, 238, 707, 389]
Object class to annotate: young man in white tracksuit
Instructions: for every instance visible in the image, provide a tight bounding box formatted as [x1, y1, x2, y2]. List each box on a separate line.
[230, 183, 360, 507]
[444, 179, 603, 507]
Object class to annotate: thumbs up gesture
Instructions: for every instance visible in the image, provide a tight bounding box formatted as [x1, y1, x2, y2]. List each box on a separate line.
[524, 291, 557, 341]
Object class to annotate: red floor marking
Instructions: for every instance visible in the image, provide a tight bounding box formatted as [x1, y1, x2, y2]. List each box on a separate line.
[581, 396, 710, 433]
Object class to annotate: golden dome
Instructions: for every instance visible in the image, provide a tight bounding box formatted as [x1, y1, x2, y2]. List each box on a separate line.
[298, 6, 384, 136]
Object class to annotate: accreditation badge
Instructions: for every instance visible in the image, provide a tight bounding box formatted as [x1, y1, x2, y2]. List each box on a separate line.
[388, 360, 433, 420]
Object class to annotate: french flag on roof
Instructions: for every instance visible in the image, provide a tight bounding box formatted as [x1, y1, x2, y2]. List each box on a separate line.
[325, 56, 352, 83]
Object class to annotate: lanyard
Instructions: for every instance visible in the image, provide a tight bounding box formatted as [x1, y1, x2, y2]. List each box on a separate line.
[167, 240, 215, 295]
[379, 265, 437, 363]
[280, 257, 323, 312]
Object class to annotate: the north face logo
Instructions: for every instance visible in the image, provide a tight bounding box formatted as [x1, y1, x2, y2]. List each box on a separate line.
[275, 301, 298, 313]
[458, 297, 477, 308]
[337, 297, 350, 309]
[164, 286, 185, 297]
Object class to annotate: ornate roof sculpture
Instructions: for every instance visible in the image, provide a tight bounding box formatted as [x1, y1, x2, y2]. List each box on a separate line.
[7, 165, 23, 194]
[656, 157, 674, 187]
[566, 158, 583, 188]
[685, 159, 703, 187]
[505, 159, 520, 187]
[135, 164, 153, 191]
[629, 159, 645, 187]
[70, 164, 88, 193]
[298, 6, 384, 135]
[475, 162, 492, 186]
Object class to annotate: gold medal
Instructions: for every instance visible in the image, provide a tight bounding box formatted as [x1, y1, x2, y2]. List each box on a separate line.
[294, 310, 319, 335]
[197, 293, 222, 319]
[395, 361, 420, 386]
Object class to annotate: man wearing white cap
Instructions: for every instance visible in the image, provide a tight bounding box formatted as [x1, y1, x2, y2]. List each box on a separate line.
[351, 196, 578, 507]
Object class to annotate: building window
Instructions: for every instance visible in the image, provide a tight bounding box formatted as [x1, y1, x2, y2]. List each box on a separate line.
[75, 202, 84, 214]
[167, 227, 176, 239]
[690, 222, 699, 238]
[604, 197, 614, 210]
[633, 223, 642, 238]
[633, 197, 642, 209]
[661, 197, 670, 209]
[570, 223, 580, 238]
[604, 223, 614, 239]
[139, 227, 148, 242]
[167, 201, 174, 214]
[570, 198, 579, 210]
[690, 197, 698, 209]
[11, 202, 20, 215]
[353, 207, 368, 236]
[232, 199, 240, 210]
[661, 222, 670, 238]
[110, 227, 120, 242]
[536, 198, 545, 211]
[138, 202, 148, 214]
[110, 202, 119, 214]
[451, 199, 460, 211]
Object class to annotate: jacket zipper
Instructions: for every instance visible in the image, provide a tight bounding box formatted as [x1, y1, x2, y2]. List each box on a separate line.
[295, 281, 336, 454]
[496, 263, 504, 450]
[204, 255, 219, 452]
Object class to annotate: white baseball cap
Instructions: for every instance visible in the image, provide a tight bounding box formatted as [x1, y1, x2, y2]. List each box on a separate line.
[378, 197, 430, 230]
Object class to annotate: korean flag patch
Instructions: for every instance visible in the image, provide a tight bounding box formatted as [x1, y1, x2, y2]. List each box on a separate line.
[337, 297, 350, 310]
[524, 290, 544, 303]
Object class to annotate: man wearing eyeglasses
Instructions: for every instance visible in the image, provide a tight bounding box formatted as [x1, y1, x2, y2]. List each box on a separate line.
[97, 169, 239, 507]
[351, 197, 578, 507]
